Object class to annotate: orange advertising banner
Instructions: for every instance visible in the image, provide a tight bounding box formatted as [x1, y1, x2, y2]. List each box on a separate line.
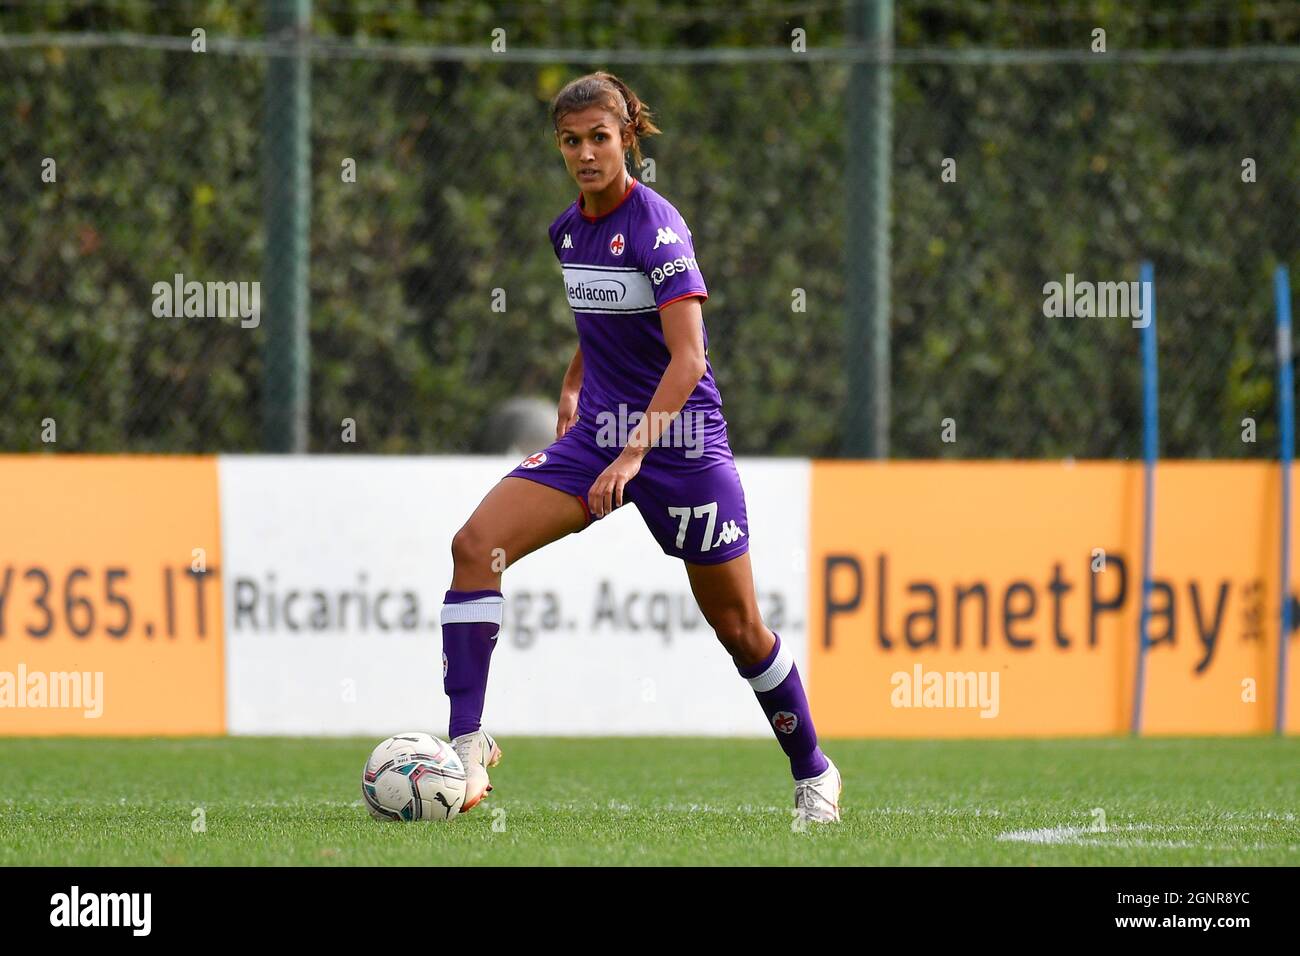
[809, 462, 1300, 737]
[2, 456, 1296, 738]
[0, 457, 225, 734]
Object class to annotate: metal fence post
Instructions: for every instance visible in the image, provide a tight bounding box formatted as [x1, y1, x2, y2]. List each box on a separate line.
[262, 0, 312, 452]
[845, 0, 893, 459]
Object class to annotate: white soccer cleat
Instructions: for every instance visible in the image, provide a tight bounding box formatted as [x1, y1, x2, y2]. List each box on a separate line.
[451, 729, 502, 814]
[794, 757, 842, 823]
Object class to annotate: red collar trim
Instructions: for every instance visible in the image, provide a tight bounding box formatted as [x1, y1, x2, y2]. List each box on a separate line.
[578, 177, 637, 222]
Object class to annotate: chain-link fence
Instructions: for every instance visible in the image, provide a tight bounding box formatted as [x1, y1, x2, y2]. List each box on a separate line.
[1, 2, 1297, 457]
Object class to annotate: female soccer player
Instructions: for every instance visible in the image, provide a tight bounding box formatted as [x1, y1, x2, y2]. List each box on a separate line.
[440, 72, 841, 822]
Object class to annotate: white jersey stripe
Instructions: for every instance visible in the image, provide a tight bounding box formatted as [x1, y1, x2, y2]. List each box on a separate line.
[563, 264, 657, 314]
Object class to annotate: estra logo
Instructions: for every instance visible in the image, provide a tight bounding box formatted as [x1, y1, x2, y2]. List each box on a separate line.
[773, 710, 798, 734]
[650, 255, 698, 287]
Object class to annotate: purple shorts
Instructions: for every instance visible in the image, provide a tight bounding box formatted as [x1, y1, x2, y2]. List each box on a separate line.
[504, 407, 750, 565]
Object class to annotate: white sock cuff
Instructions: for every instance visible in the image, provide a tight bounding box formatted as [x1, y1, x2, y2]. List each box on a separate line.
[440, 595, 505, 626]
[745, 639, 794, 693]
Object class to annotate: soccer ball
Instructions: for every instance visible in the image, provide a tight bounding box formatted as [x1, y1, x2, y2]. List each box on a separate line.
[362, 732, 467, 822]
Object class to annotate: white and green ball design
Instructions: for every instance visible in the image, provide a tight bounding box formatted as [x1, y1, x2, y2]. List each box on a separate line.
[362, 732, 467, 822]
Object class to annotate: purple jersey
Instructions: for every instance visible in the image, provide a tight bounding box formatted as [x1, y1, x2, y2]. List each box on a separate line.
[549, 178, 722, 423]
[503, 177, 749, 564]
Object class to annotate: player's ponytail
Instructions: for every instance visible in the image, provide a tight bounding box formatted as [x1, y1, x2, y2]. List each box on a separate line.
[551, 71, 661, 173]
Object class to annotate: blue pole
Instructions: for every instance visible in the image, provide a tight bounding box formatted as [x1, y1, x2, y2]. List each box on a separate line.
[1277, 265, 1294, 735]
[1132, 261, 1158, 735]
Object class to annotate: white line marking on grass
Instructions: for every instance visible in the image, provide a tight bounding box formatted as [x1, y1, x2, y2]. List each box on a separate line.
[995, 827, 1200, 849]
[869, 806, 1004, 817]
[996, 823, 1295, 851]
[997, 826, 1088, 844]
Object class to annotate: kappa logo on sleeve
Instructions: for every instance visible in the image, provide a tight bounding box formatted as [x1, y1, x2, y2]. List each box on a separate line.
[651, 226, 684, 250]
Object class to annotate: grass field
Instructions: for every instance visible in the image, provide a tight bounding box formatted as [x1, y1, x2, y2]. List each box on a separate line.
[1, 736, 1296, 866]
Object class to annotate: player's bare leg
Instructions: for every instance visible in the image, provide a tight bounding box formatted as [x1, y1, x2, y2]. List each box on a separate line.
[682, 551, 772, 666]
[443, 477, 587, 811]
[685, 552, 841, 822]
[451, 476, 587, 590]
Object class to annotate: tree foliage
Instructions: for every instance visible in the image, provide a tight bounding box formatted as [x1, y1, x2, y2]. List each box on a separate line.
[0, 1, 1295, 457]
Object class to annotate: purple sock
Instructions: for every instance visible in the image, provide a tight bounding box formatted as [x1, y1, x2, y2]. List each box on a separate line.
[738, 632, 829, 781]
[440, 588, 504, 739]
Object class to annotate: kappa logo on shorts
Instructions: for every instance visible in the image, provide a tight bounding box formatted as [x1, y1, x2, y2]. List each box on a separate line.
[773, 711, 798, 734]
[714, 520, 746, 547]
[520, 452, 548, 469]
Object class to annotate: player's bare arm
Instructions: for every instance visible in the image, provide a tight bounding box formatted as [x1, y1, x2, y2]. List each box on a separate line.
[586, 295, 707, 517]
[557, 344, 583, 438]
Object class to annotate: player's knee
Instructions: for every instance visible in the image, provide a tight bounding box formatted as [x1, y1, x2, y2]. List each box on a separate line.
[450, 521, 492, 574]
[710, 608, 764, 657]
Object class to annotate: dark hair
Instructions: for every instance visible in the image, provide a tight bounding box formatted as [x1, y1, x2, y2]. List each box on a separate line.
[551, 71, 661, 172]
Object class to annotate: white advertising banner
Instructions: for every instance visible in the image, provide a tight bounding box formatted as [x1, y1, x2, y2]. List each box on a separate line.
[219, 456, 809, 736]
